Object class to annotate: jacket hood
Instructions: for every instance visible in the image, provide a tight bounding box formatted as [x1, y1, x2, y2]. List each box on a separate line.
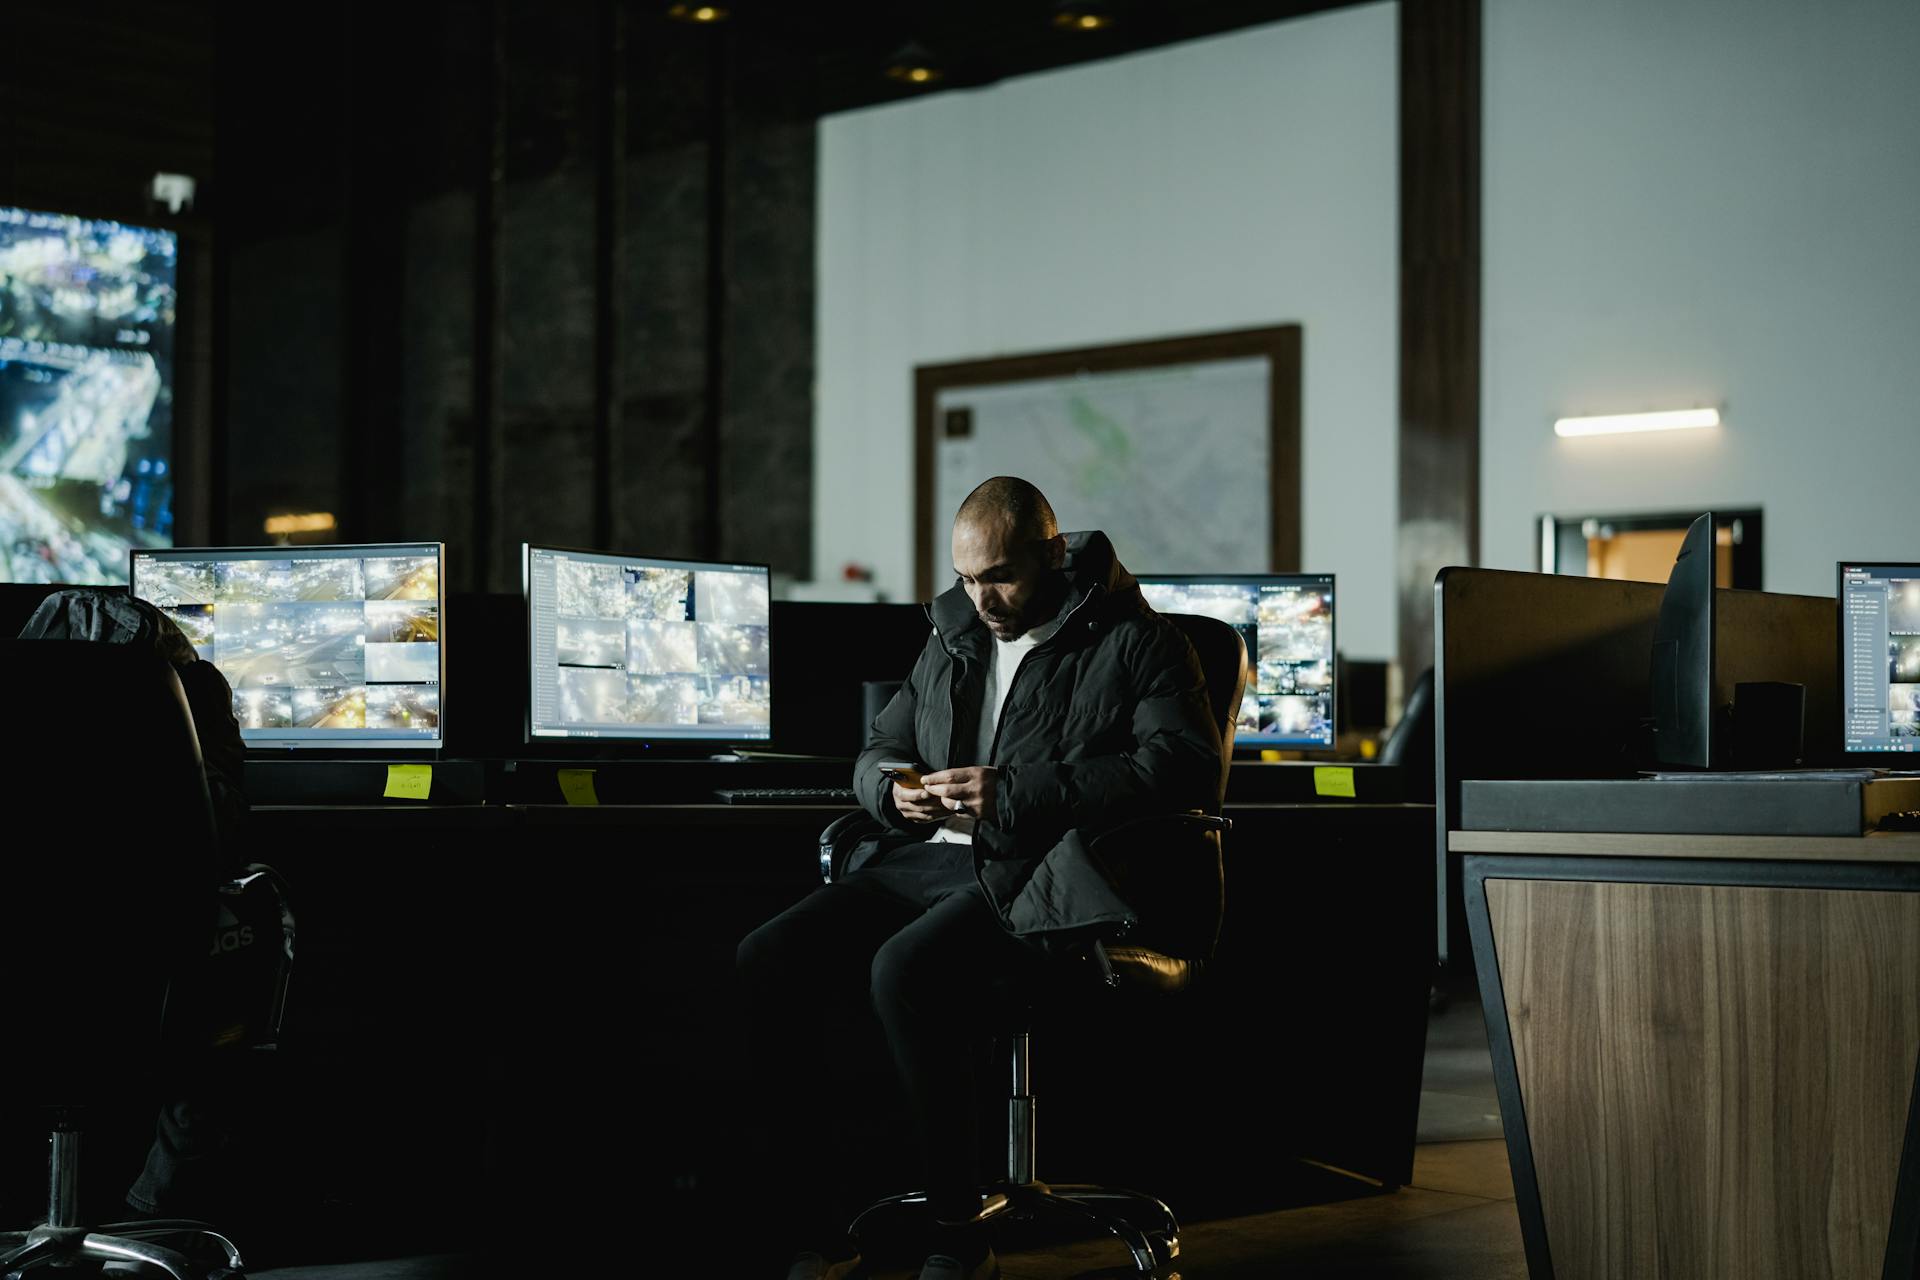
[926, 529, 1142, 647]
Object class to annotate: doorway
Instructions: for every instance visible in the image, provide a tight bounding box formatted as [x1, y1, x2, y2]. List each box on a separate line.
[1537, 509, 1762, 590]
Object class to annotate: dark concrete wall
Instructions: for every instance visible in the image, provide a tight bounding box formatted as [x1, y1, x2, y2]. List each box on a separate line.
[31, 0, 817, 591]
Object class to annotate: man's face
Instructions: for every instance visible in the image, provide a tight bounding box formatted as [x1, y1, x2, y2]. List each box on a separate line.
[952, 517, 1063, 640]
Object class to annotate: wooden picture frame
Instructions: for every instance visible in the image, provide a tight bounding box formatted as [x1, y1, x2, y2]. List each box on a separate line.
[914, 325, 1302, 600]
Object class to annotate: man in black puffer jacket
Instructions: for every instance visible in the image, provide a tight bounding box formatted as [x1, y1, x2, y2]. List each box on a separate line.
[738, 477, 1221, 1280]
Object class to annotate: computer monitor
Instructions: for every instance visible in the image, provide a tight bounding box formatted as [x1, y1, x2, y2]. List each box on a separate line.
[1137, 573, 1335, 750]
[3, 204, 180, 584]
[524, 544, 771, 743]
[1649, 512, 1717, 768]
[1839, 562, 1920, 757]
[129, 543, 445, 749]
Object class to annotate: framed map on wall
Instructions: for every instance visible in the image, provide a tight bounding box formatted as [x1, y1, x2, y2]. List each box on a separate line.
[914, 325, 1301, 599]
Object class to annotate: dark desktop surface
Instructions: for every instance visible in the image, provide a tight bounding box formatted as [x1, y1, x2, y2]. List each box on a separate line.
[242, 755, 1408, 807]
[493, 754, 854, 804]
[243, 756, 488, 805]
[1458, 774, 1920, 838]
[1226, 759, 1409, 803]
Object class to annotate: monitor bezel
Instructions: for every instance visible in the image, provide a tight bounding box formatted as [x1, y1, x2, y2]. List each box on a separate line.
[128, 541, 447, 752]
[1135, 571, 1338, 752]
[1836, 561, 1920, 765]
[521, 541, 775, 749]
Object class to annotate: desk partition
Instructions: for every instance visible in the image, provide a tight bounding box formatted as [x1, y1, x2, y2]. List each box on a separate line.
[1431, 568, 1838, 964]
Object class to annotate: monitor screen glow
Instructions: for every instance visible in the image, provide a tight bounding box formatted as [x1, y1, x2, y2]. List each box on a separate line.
[1840, 563, 1920, 756]
[3, 205, 178, 583]
[130, 543, 444, 749]
[1137, 573, 1335, 749]
[524, 544, 772, 742]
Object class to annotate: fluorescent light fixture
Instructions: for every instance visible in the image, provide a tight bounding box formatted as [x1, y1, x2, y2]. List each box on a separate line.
[1553, 408, 1720, 438]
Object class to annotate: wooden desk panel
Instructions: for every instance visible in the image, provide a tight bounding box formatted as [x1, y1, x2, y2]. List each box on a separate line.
[1489, 877, 1920, 1280]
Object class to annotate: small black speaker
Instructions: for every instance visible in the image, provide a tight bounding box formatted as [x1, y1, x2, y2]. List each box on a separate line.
[1731, 681, 1805, 768]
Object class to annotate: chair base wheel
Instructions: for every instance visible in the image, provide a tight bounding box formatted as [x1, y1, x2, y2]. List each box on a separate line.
[850, 1181, 1178, 1276]
[0, 1219, 245, 1280]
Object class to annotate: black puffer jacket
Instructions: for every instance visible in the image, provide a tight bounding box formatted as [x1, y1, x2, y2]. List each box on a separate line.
[849, 531, 1222, 954]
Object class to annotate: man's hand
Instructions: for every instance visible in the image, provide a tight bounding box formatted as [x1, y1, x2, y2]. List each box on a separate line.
[921, 766, 999, 826]
[891, 780, 951, 824]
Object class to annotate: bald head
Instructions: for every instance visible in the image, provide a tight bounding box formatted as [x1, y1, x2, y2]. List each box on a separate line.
[950, 476, 1067, 639]
[954, 476, 1058, 545]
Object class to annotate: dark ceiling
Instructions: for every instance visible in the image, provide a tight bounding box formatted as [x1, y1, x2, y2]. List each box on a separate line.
[0, 0, 1383, 231]
[722, 0, 1379, 115]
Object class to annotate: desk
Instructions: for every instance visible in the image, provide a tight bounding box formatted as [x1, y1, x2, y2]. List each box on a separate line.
[510, 800, 1439, 1194]
[242, 799, 1435, 1235]
[230, 805, 506, 1253]
[1455, 828, 1920, 1280]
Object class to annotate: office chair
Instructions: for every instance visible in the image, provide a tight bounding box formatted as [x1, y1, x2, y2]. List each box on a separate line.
[1378, 666, 1434, 802]
[0, 640, 248, 1279]
[820, 612, 1248, 1276]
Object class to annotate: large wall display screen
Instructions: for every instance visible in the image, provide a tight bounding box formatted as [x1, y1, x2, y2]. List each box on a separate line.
[1, 204, 178, 583]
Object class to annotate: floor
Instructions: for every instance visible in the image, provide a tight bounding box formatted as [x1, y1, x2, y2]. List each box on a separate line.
[237, 974, 1525, 1280]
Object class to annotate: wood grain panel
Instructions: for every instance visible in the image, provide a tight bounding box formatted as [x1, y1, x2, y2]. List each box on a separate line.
[1489, 878, 1920, 1279]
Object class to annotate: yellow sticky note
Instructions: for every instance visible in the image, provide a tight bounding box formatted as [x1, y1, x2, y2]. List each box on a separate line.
[1313, 766, 1356, 798]
[558, 768, 600, 806]
[384, 763, 433, 801]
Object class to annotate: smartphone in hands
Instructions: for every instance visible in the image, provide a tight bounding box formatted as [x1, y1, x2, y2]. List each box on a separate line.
[878, 761, 925, 789]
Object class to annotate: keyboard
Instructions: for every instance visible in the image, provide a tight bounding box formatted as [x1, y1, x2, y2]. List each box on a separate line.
[713, 787, 860, 806]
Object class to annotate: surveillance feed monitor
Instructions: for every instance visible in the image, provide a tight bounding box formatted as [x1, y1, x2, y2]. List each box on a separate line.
[130, 543, 444, 749]
[525, 545, 771, 741]
[1841, 563, 1920, 755]
[1137, 573, 1335, 749]
[2, 205, 179, 584]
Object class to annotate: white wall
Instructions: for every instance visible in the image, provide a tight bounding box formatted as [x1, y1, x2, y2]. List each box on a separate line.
[1483, 0, 1920, 594]
[813, 3, 1401, 658]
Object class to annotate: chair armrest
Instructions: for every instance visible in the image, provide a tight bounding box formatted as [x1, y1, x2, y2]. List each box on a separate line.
[1087, 810, 1230, 853]
[1086, 811, 1229, 981]
[819, 811, 884, 884]
[1092, 938, 1205, 993]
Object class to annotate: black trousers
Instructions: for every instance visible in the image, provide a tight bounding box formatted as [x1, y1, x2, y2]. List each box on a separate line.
[735, 841, 1046, 1251]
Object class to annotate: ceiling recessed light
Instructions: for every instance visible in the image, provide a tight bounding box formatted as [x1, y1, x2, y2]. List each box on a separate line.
[883, 41, 945, 86]
[666, 3, 729, 24]
[1052, 2, 1117, 31]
